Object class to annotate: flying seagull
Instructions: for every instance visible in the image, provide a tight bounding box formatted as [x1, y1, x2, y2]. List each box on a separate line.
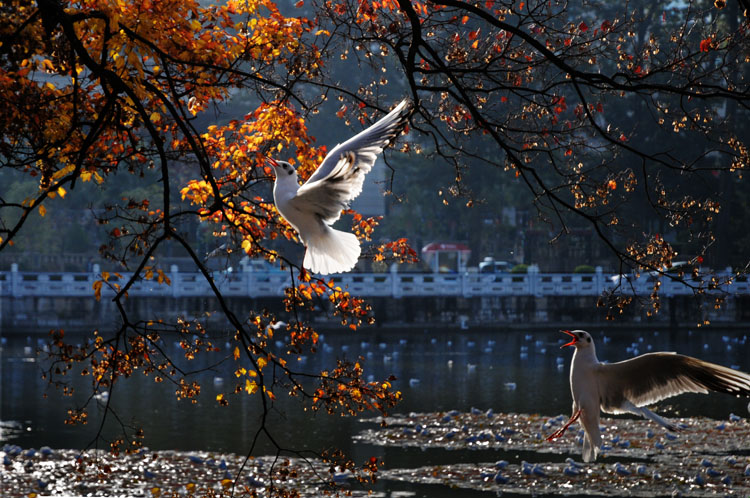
[268, 100, 410, 275]
[548, 329, 750, 462]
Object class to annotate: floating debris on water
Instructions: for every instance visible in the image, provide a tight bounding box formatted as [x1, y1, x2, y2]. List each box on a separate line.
[0, 448, 376, 498]
[357, 411, 750, 496]
[3, 410, 750, 497]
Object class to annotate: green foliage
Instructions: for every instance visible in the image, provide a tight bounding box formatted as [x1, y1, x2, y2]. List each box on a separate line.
[511, 264, 528, 274]
[574, 265, 596, 273]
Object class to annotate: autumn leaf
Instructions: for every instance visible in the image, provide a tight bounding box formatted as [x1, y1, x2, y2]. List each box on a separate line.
[38, 205, 46, 217]
[699, 37, 713, 53]
[233, 346, 240, 360]
[93, 280, 103, 301]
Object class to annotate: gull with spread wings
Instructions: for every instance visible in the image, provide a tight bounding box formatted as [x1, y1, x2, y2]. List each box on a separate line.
[268, 100, 410, 275]
[548, 329, 750, 462]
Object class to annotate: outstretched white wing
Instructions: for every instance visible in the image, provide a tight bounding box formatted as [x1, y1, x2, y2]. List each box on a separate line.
[289, 100, 410, 224]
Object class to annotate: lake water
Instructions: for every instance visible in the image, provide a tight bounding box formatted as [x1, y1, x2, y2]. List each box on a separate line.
[2, 324, 750, 495]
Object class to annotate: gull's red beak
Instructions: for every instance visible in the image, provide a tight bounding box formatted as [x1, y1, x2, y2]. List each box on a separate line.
[265, 157, 279, 168]
[560, 329, 577, 348]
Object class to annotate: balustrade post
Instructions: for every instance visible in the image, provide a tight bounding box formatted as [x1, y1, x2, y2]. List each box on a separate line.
[244, 262, 255, 298]
[171, 265, 180, 298]
[595, 266, 603, 295]
[10, 263, 19, 297]
[528, 264, 539, 297]
[390, 265, 401, 298]
[461, 272, 471, 298]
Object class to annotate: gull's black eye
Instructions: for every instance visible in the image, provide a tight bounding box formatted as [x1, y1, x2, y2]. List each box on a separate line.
[287, 169, 294, 176]
[586, 337, 591, 343]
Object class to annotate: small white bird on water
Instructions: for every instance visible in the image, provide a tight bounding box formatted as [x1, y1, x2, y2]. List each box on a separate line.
[268, 100, 411, 275]
[548, 329, 750, 462]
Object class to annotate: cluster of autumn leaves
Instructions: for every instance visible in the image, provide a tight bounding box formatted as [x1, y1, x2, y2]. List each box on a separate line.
[1, 0, 416, 477]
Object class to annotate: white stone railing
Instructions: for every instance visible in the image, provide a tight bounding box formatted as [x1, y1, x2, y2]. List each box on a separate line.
[0, 264, 746, 299]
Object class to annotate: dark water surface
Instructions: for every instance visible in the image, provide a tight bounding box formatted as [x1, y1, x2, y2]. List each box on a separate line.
[2, 325, 750, 489]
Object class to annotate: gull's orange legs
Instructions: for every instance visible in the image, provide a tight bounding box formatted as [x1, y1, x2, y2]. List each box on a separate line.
[546, 408, 581, 442]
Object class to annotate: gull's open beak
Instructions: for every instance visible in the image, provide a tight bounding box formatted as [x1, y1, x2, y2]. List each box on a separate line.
[561, 329, 578, 348]
[265, 157, 279, 168]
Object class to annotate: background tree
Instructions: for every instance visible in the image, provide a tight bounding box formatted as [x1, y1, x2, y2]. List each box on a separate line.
[1, 0, 407, 493]
[311, 0, 749, 316]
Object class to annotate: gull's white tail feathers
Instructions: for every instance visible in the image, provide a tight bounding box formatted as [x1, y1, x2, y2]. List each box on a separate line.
[303, 227, 361, 275]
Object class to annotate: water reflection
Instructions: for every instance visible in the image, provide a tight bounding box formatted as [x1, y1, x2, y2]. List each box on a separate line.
[2, 326, 749, 458]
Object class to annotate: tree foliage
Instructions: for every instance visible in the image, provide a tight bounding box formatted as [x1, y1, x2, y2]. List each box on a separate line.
[312, 0, 749, 316]
[0, 0, 748, 493]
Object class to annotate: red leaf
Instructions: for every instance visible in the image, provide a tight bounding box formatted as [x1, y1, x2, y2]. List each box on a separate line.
[579, 21, 588, 32]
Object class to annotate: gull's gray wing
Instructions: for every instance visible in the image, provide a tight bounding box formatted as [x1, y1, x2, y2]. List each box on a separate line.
[596, 352, 750, 414]
[290, 100, 410, 224]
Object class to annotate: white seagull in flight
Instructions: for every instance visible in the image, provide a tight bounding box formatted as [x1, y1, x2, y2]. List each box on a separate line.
[548, 329, 750, 462]
[268, 100, 410, 275]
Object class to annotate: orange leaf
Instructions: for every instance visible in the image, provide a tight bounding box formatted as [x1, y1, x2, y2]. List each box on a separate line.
[93, 280, 103, 301]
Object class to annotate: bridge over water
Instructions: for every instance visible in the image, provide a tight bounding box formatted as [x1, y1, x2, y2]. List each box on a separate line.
[1, 264, 746, 299]
[1, 264, 747, 331]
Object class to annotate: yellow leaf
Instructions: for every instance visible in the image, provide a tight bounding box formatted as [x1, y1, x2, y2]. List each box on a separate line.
[257, 357, 267, 369]
[245, 379, 258, 394]
[101, 271, 110, 281]
[57, 187, 67, 198]
[44, 82, 56, 91]
[150, 112, 160, 123]
[315, 29, 331, 36]
[93, 280, 103, 301]
[38, 204, 46, 217]
[216, 393, 224, 401]
[233, 346, 240, 360]
[52, 164, 75, 180]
